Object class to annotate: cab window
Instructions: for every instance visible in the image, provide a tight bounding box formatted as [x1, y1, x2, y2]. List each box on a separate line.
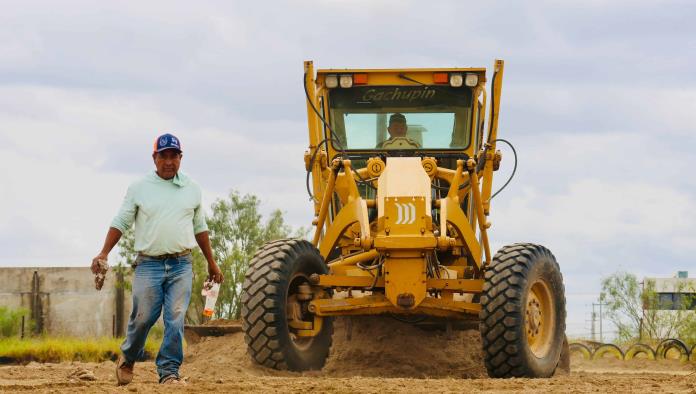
[328, 85, 473, 151]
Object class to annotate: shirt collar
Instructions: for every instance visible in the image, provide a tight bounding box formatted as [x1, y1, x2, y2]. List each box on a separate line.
[150, 171, 189, 187]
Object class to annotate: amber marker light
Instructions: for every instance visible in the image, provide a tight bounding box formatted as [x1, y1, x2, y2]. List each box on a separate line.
[433, 72, 449, 84]
[353, 73, 368, 85]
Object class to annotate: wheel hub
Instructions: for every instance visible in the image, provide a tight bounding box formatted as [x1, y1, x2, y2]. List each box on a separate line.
[525, 280, 556, 358]
[287, 274, 323, 345]
[526, 296, 542, 337]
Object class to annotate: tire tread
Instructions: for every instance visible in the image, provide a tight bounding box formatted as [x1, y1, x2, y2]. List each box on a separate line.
[241, 238, 333, 371]
[479, 243, 566, 378]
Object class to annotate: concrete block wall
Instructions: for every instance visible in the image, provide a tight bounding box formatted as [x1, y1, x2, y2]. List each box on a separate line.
[0, 267, 131, 337]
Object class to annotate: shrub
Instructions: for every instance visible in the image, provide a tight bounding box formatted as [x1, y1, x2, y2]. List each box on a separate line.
[0, 307, 30, 337]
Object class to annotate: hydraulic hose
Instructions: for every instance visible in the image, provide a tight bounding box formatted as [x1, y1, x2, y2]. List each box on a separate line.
[489, 138, 517, 200]
[305, 137, 341, 201]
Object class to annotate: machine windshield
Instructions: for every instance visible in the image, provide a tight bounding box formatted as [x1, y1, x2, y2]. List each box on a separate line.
[328, 85, 473, 150]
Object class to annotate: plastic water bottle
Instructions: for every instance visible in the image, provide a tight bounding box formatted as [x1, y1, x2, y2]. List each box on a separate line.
[202, 281, 220, 318]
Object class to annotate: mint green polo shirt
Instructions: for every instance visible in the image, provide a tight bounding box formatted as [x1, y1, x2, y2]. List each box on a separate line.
[111, 171, 208, 256]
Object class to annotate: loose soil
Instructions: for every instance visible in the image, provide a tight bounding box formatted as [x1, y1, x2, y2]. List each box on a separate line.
[1, 316, 695, 393]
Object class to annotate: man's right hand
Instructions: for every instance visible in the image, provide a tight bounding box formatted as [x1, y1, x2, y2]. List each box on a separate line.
[91, 253, 108, 274]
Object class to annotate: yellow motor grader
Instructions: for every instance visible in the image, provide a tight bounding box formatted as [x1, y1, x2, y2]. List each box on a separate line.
[241, 60, 567, 378]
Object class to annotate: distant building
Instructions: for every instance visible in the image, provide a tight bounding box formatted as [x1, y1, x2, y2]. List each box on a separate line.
[643, 271, 696, 311]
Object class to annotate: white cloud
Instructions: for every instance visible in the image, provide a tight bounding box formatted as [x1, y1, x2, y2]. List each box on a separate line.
[0, 149, 132, 264]
[0, 84, 315, 266]
[494, 179, 696, 243]
[485, 129, 696, 337]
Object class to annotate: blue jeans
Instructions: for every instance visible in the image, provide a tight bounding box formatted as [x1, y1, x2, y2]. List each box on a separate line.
[120, 254, 193, 380]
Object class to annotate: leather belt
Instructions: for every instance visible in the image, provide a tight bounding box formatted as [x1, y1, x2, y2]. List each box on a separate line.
[138, 249, 192, 260]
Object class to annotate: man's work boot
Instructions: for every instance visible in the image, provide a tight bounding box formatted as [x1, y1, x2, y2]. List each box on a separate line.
[160, 375, 187, 385]
[115, 354, 134, 386]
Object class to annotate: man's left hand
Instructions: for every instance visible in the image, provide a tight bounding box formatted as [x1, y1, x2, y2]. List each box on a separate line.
[208, 262, 224, 283]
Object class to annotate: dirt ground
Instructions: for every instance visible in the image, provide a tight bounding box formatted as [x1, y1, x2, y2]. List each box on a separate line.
[1, 317, 695, 393]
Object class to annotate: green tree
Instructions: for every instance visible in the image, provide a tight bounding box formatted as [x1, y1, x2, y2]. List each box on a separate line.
[114, 227, 136, 292]
[599, 272, 644, 342]
[186, 191, 305, 323]
[679, 317, 696, 346]
[600, 271, 696, 344]
[117, 226, 137, 266]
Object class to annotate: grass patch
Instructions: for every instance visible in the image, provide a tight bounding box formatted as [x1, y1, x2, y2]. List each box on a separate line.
[0, 336, 161, 363]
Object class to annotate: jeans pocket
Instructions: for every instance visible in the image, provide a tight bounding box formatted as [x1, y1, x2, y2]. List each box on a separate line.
[132, 254, 145, 268]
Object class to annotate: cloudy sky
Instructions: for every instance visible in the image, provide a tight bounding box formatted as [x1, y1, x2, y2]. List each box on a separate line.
[1, 0, 695, 337]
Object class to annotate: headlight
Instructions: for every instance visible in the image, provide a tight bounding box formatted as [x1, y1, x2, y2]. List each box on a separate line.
[339, 74, 353, 88]
[449, 73, 464, 87]
[465, 73, 479, 87]
[325, 74, 338, 88]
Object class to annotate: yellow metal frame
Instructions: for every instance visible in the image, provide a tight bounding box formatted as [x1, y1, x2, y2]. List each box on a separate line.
[302, 60, 505, 326]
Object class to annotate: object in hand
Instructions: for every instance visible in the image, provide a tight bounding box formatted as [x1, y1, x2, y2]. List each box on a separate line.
[201, 280, 220, 317]
[94, 258, 109, 290]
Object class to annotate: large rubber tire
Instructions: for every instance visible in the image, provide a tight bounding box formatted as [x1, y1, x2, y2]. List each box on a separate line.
[656, 338, 689, 362]
[592, 343, 624, 360]
[625, 343, 656, 360]
[568, 342, 592, 360]
[241, 239, 333, 371]
[480, 243, 566, 378]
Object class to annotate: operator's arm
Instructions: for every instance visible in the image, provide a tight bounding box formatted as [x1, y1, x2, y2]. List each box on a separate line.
[195, 231, 224, 283]
[92, 185, 137, 273]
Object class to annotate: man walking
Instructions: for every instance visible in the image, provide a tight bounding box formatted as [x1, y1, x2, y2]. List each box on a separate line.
[91, 133, 223, 385]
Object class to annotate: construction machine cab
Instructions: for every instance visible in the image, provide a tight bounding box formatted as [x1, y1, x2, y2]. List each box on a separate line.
[313, 69, 487, 216]
[321, 70, 484, 158]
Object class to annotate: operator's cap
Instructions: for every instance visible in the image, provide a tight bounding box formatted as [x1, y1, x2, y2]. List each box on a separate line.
[153, 133, 182, 153]
[389, 113, 406, 125]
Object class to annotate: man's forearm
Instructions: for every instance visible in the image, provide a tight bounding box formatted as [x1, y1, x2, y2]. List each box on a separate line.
[100, 227, 123, 256]
[195, 231, 215, 265]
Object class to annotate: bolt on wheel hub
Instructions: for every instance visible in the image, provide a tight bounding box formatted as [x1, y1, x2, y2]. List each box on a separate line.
[525, 280, 556, 358]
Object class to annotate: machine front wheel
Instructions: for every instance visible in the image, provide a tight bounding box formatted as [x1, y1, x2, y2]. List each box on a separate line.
[241, 239, 333, 371]
[479, 243, 566, 378]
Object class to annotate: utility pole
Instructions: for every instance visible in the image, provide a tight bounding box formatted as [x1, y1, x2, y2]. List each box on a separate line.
[115, 270, 125, 337]
[591, 304, 596, 341]
[639, 280, 645, 341]
[599, 302, 603, 343]
[592, 302, 607, 343]
[584, 311, 595, 341]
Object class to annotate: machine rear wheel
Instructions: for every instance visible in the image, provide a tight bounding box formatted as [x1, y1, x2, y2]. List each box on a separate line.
[479, 243, 566, 378]
[241, 239, 333, 371]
